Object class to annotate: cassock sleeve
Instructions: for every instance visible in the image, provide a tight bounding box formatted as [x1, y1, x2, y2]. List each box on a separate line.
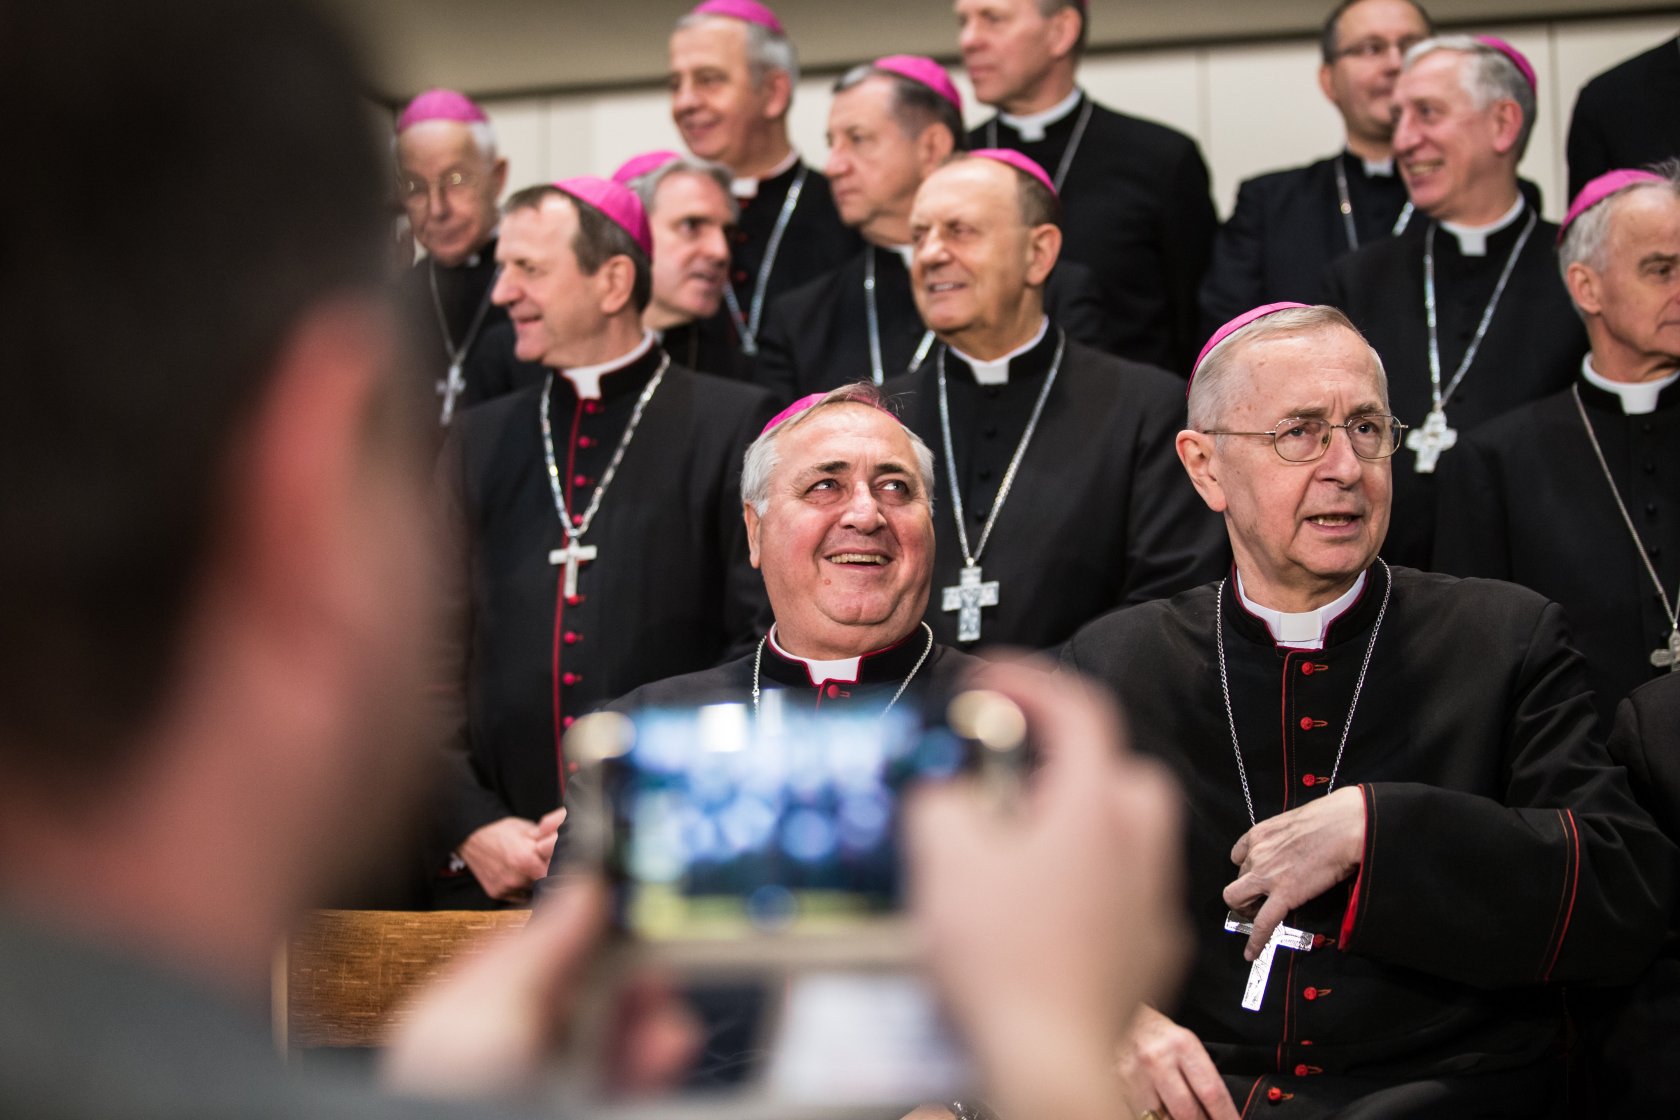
[1046, 258, 1126, 357]
[1565, 87, 1614, 202]
[753, 295, 801, 406]
[1160, 142, 1220, 375]
[1340, 601, 1676, 987]
[1430, 432, 1512, 579]
[1117, 375, 1229, 607]
[1198, 176, 1268, 343]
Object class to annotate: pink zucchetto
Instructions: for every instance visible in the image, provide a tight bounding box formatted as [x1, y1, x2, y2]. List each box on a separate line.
[612, 150, 683, 186]
[968, 148, 1057, 199]
[874, 55, 962, 113]
[396, 88, 489, 133]
[553, 176, 653, 259]
[1474, 35, 1537, 93]
[1190, 302, 1313, 392]
[760, 391, 900, 436]
[1558, 168, 1666, 243]
[690, 0, 784, 34]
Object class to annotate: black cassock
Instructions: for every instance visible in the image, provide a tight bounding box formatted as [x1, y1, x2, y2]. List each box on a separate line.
[1434, 376, 1680, 726]
[398, 239, 525, 422]
[1200, 151, 1411, 339]
[434, 345, 776, 906]
[1566, 36, 1680, 199]
[1326, 203, 1587, 569]
[972, 92, 1218, 374]
[1064, 564, 1674, 1119]
[883, 326, 1227, 651]
[753, 244, 1119, 404]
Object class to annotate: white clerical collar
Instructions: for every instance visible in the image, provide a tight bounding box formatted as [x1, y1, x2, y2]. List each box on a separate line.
[1582, 355, 1680, 416]
[948, 317, 1050, 386]
[731, 149, 800, 200]
[999, 87, 1082, 142]
[767, 625, 862, 685]
[1439, 194, 1525, 257]
[1236, 569, 1368, 651]
[1361, 156, 1394, 177]
[561, 330, 656, 400]
[889, 242, 914, 269]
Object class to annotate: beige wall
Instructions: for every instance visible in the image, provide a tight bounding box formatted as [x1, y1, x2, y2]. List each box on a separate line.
[471, 14, 1674, 223]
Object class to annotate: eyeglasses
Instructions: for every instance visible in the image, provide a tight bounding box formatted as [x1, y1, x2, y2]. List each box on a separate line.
[1331, 36, 1425, 62]
[398, 170, 482, 202]
[1201, 414, 1407, 463]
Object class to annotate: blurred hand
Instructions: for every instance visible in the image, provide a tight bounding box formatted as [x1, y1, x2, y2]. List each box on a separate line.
[1117, 1004, 1240, 1120]
[458, 808, 567, 902]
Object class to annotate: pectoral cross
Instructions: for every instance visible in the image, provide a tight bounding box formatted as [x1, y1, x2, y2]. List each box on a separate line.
[1652, 630, 1680, 672]
[549, 540, 598, 600]
[437, 361, 465, 427]
[1224, 911, 1316, 1011]
[941, 565, 1000, 643]
[1405, 408, 1457, 474]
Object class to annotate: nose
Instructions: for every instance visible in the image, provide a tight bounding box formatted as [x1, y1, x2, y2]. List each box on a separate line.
[1392, 108, 1419, 155]
[839, 480, 885, 531]
[1314, 423, 1366, 482]
[957, 16, 980, 56]
[426, 180, 453, 219]
[700, 225, 728, 266]
[489, 265, 516, 308]
[914, 228, 949, 274]
[671, 76, 699, 114]
[824, 142, 849, 181]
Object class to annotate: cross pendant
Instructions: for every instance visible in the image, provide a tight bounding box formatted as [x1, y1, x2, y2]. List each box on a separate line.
[1225, 911, 1315, 1011]
[1405, 408, 1457, 474]
[549, 540, 598, 600]
[437, 361, 465, 427]
[1652, 629, 1680, 672]
[940, 564, 1000, 643]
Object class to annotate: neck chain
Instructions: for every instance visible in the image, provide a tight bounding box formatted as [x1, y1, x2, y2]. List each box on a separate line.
[986, 94, 1093, 193]
[937, 329, 1065, 568]
[1570, 384, 1680, 671]
[723, 165, 807, 356]
[864, 246, 935, 385]
[538, 353, 669, 545]
[1215, 560, 1392, 828]
[428, 259, 498, 426]
[1333, 156, 1413, 252]
[1423, 208, 1536, 412]
[750, 622, 934, 716]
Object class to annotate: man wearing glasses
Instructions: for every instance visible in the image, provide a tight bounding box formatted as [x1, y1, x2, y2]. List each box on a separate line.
[1064, 303, 1672, 1120]
[1199, 0, 1433, 335]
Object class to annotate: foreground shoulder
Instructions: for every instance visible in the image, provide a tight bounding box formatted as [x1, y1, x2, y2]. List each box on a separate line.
[1063, 583, 1217, 673]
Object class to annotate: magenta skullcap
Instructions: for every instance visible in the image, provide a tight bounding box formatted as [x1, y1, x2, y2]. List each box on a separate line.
[1474, 35, 1537, 94]
[1189, 302, 1314, 393]
[1558, 168, 1666, 243]
[612, 150, 683, 186]
[873, 55, 962, 113]
[969, 148, 1057, 199]
[760, 391, 900, 436]
[396, 88, 488, 133]
[553, 176, 653, 259]
[691, 0, 784, 34]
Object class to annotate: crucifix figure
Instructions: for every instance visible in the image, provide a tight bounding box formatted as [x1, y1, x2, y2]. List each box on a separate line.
[1651, 630, 1680, 672]
[1225, 910, 1316, 1011]
[941, 564, 1000, 643]
[437, 361, 466, 427]
[1405, 408, 1457, 474]
[549, 539, 598, 600]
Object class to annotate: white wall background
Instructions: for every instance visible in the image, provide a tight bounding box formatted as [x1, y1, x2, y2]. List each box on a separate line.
[471, 14, 1674, 224]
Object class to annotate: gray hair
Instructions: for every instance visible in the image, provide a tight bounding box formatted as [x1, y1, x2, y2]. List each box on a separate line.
[742, 383, 936, 515]
[1189, 305, 1387, 430]
[833, 64, 966, 151]
[1403, 34, 1536, 160]
[391, 118, 498, 165]
[675, 11, 800, 93]
[1559, 159, 1680, 280]
[627, 155, 738, 223]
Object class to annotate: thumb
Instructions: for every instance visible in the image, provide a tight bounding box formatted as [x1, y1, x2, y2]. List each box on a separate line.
[535, 806, 569, 835]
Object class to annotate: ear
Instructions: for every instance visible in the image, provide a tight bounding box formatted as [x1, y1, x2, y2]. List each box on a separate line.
[1317, 62, 1336, 104]
[743, 503, 764, 569]
[1047, 5, 1081, 60]
[1564, 260, 1603, 317]
[761, 67, 793, 121]
[490, 157, 509, 200]
[916, 122, 955, 178]
[1175, 429, 1228, 513]
[1024, 222, 1063, 287]
[595, 255, 637, 317]
[1488, 98, 1524, 157]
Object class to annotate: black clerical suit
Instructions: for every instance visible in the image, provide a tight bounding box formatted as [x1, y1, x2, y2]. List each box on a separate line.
[1434, 375, 1680, 726]
[400, 240, 525, 423]
[1063, 564, 1674, 1119]
[972, 92, 1218, 374]
[660, 314, 751, 382]
[884, 326, 1227, 651]
[434, 345, 777, 907]
[1326, 202, 1588, 569]
[1200, 151, 1412, 339]
[754, 244, 1118, 404]
[1566, 36, 1680, 199]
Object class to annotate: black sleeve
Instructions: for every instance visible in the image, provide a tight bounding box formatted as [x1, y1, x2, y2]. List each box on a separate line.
[1430, 432, 1512, 579]
[1160, 140, 1220, 375]
[1198, 177, 1268, 344]
[752, 294, 802, 406]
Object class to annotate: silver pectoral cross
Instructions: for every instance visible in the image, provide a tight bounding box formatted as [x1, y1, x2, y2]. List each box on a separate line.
[1405, 408, 1458, 474]
[1652, 630, 1680, 672]
[437, 361, 465, 427]
[1225, 911, 1316, 1011]
[548, 540, 598, 600]
[941, 564, 1000, 643]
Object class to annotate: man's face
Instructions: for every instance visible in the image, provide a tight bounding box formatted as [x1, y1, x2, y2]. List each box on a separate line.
[669, 19, 776, 171]
[1318, 0, 1431, 147]
[1191, 327, 1392, 608]
[955, 0, 1064, 110]
[910, 160, 1043, 343]
[395, 121, 505, 267]
[1579, 188, 1680, 373]
[491, 197, 601, 369]
[647, 171, 732, 326]
[1391, 50, 1509, 220]
[746, 405, 935, 657]
[826, 77, 935, 241]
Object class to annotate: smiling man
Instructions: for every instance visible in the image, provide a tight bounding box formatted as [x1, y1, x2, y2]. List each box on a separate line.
[1326, 35, 1585, 569]
[1064, 302, 1672, 1120]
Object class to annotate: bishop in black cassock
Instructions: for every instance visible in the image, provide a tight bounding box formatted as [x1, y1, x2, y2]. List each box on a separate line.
[1566, 35, 1680, 199]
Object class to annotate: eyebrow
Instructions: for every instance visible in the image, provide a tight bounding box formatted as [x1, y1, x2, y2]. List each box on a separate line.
[1279, 402, 1387, 419]
[1640, 253, 1680, 268]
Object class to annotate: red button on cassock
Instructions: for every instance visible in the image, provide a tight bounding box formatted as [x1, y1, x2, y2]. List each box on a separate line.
[563, 630, 581, 645]
[1294, 1064, 1309, 1077]
[1303, 987, 1318, 1001]
[1267, 1087, 1284, 1103]
[584, 400, 601, 414]
[1302, 774, 1317, 787]
[1301, 662, 1314, 675]
[562, 672, 581, 686]
[573, 474, 591, 488]
[578, 436, 595, 449]
[566, 594, 584, 606]
[825, 684, 841, 698]
[1299, 716, 1314, 730]
[562, 715, 575, 729]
